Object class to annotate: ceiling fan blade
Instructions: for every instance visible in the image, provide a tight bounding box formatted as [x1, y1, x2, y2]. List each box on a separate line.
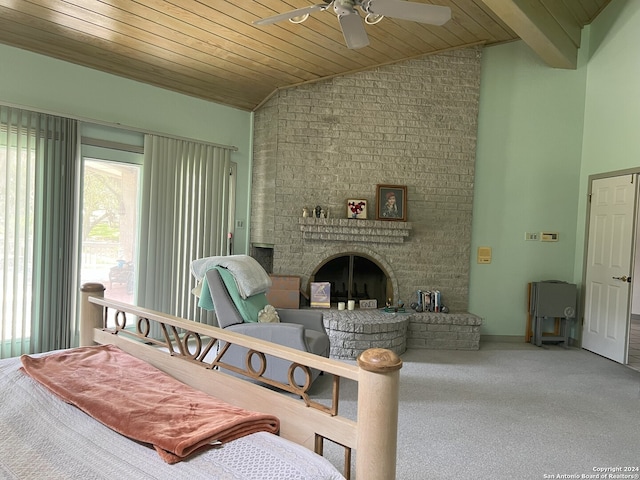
[365, 0, 451, 25]
[338, 13, 370, 49]
[253, 4, 327, 26]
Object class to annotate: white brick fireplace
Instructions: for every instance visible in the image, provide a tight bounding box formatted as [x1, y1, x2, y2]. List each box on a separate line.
[251, 46, 482, 313]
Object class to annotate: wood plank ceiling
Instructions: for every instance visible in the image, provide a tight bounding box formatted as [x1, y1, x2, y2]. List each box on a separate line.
[0, 0, 611, 111]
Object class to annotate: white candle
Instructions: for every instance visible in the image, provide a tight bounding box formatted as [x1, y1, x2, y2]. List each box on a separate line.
[338, 302, 346, 310]
[347, 300, 355, 310]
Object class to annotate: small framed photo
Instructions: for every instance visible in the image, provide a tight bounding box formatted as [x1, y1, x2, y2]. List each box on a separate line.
[310, 282, 331, 308]
[359, 299, 378, 309]
[347, 199, 367, 219]
[376, 185, 407, 221]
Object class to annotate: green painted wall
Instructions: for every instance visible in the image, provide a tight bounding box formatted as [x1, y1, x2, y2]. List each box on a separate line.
[470, 0, 640, 338]
[574, 0, 640, 280]
[469, 40, 587, 336]
[0, 44, 254, 253]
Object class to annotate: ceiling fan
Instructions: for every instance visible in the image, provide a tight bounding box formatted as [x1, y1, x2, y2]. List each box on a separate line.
[253, 0, 452, 50]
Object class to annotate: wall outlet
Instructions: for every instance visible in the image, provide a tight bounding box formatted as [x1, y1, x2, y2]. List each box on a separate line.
[525, 232, 539, 241]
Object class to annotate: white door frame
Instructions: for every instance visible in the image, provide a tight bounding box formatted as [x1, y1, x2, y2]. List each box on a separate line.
[580, 168, 639, 363]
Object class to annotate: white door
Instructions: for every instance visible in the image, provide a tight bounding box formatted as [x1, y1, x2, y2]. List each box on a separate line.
[583, 175, 637, 363]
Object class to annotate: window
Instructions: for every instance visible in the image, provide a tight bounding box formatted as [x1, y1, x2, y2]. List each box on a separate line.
[80, 158, 141, 308]
[2, 113, 237, 357]
[79, 128, 143, 329]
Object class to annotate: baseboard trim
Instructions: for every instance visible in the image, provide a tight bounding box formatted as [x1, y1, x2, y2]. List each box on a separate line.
[481, 335, 525, 343]
[481, 334, 580, 347]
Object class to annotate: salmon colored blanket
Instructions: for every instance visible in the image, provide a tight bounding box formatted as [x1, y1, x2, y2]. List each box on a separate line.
[21, 344, 280, 464]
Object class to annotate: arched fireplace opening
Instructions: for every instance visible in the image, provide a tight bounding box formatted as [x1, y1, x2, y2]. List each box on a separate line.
[310, 254, 390, 307]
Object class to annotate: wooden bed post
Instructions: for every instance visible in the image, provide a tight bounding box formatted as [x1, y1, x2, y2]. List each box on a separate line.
[80, 283, 105, 347]
[355, 348, 403, 480]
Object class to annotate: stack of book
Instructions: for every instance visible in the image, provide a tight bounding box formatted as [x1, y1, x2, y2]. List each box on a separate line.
[416, 290, 442, 312]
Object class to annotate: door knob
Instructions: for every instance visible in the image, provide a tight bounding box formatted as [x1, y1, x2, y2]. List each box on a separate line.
[612, 275, 631, 282]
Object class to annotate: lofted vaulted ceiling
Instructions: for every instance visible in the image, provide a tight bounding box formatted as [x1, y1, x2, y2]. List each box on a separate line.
[0, 0, 611, 111]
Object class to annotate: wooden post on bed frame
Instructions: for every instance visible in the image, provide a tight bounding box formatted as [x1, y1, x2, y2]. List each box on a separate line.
[79, 283, 105, 347]
[356, 348, 403, 480]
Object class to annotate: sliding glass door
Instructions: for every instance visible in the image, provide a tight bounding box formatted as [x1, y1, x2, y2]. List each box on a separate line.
[80, 158, 141, 308]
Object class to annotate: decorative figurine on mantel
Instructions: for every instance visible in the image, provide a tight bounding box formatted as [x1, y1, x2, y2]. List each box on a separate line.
[302, 207, 309, 218]
[315, 205, 322, 218]
[384, 297, 406, 313]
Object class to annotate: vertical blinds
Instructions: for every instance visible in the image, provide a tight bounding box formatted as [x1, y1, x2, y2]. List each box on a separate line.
[137, 134, 231, 323]
[0, 106, 79, 358]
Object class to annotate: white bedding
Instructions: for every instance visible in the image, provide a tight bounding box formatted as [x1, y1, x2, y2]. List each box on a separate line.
[190, 255, 272, 299]
[0, 355, 345, 480]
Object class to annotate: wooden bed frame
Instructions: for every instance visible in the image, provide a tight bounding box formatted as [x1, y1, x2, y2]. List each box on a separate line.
[79, 283, 402, 480]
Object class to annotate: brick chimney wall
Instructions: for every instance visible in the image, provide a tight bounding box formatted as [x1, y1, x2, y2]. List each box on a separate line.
[251, 47, 482, 312]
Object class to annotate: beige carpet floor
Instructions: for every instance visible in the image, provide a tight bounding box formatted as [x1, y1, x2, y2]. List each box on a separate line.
[310, 342, 640, 479]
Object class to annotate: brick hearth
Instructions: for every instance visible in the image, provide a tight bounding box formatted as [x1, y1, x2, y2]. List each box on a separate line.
[323, 310, 482, 359]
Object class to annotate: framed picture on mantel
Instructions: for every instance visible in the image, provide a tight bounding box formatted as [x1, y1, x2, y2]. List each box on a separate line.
[376, 185, 407, 221]
[310, 282, 331, 308]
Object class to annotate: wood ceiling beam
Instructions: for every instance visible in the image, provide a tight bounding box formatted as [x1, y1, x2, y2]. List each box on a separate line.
[479, 0, 581, 69]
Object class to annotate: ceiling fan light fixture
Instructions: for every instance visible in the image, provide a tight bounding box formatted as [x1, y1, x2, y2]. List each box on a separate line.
[255, 0, 451, 49]
[364, 13, 384, 25]
[334, 0, 357, 17]
[289, 13, 310, 24]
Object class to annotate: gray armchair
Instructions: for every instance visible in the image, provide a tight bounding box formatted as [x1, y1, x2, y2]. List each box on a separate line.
[204, 268, 330, 387]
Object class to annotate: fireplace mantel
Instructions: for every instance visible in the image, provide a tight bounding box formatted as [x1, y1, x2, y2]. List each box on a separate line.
[299, 217, 412, 244]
